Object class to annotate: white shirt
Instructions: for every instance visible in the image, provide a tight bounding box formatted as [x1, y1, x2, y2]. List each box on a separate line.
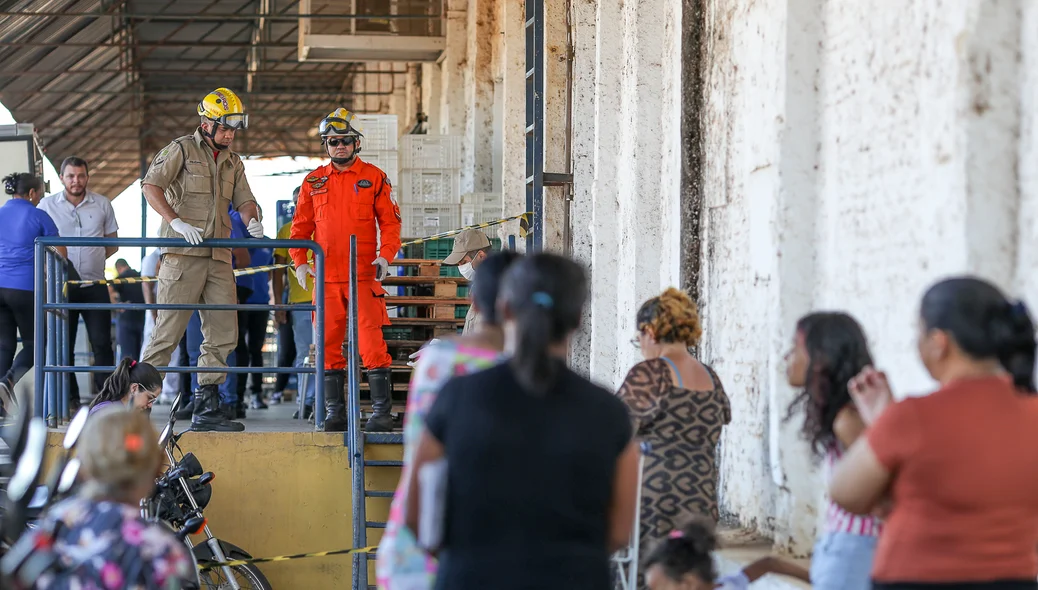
[37, 190, 119, 282]
[716, 572, 750, 590]
[141, 249, 160, 277]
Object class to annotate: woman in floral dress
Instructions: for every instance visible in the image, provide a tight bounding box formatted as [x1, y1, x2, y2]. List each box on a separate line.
[377, 250, 522, 590]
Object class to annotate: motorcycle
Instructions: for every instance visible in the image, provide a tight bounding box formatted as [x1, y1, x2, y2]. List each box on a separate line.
[146, 392, 272, 590]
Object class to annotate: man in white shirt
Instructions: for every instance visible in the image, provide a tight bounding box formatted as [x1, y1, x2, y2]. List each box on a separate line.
[36, 157, 119, 410]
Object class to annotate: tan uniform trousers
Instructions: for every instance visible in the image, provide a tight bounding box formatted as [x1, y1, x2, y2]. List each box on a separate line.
[141, 253, 238, 386]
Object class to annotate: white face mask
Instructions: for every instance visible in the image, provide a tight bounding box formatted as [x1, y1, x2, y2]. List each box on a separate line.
[459, 262, 475, 281]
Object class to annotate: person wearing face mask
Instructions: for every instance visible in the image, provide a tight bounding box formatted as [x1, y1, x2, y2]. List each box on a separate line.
[139, 87, 263, 433]
[290, 108, 402, 433]
[441, 229, 493, 334]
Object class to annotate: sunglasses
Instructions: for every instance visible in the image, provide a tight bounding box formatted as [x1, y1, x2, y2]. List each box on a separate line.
[326, 137, 357, 148]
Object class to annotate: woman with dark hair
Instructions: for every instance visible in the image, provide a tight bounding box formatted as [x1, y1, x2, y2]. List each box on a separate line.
[405, 253, 640, 590]
[88, 357, 163, 415]
[831, 276, 1038, 590]
[0, 173, 63, 412]
[784, 312, 878, 590]
[377, 249, 522, 589]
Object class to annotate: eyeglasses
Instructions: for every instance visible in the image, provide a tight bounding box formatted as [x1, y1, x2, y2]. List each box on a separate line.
[630, 335, 642, 349]
[326, 137, 357, 148]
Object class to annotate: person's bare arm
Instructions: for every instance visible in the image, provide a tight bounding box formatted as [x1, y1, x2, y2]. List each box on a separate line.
[143, 277, 157, 323]
[237, 201, 260, 225]
[104, 231, 119, 259]
[143, 183, 179, 224]
[829, 437, 892, 515]
[53, 246, 68, 259]
[608, 439, 641, 553]
[233, 248, 250, 267]
[404, 429, 446, 536]
[833, 406, 867, 449]
[740, 556, 811, 584]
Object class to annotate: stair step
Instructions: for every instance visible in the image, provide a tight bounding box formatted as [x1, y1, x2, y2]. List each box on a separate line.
[364, 490, 394, 498]
[364, 460, 404, 467]
[364, 432, 403, 444]
[366, 521, 387, 529]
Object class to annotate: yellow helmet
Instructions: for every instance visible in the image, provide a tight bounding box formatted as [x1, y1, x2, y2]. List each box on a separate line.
[319, 108, 364, 138]
[197, 88, 248, 130]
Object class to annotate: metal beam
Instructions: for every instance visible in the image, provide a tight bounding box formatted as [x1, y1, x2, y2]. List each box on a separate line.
[0, 41, 299, 48]
[0, 88, 389, 95]
[0, 68, 400, 76]
[0, 11, 442, 21]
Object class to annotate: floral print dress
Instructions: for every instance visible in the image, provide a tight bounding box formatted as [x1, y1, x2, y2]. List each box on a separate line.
[376, 340, 504, 590]
[9, 497, 196, 589]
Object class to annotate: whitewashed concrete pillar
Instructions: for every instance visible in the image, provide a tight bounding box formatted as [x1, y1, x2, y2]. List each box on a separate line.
[464, 0, 497, 193]
[498, 0, 527, 245]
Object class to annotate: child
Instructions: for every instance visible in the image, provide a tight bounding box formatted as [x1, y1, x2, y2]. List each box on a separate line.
[643, 520, 810, 590]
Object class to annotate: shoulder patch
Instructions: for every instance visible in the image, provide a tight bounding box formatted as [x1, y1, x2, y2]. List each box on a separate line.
[358, 179, 373, 189]
[307, 176, 319, 183]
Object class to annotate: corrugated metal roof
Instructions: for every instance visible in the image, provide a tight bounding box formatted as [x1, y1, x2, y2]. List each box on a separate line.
[0, 0, 413, 197]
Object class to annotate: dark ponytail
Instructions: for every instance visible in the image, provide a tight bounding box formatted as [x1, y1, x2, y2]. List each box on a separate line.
[642, 518, 718, 582]
[90, 357, 163, 408]
[500, 254, 587, 394]
[2, 172, 42, 198]
[920, 277, 1037, 393]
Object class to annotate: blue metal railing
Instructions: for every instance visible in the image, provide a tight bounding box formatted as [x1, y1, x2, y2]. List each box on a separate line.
[33, 237, 327, 428]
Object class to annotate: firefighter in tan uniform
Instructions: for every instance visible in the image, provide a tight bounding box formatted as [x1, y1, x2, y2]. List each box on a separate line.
[141, 88, 263, 432]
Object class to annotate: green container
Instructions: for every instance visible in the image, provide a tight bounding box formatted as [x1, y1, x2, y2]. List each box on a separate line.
[383, 326, 414, 340]
[456, 304, 470, 319]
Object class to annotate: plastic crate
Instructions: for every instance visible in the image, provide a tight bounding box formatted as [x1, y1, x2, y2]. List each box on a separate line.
[461, 200, 504, 227]
[398, 169, 461, 205]
[361, 149, 399, 186]
[355, 114, 399, 151]
[399, 135, 462, 169]
[401, 204, 460, 239]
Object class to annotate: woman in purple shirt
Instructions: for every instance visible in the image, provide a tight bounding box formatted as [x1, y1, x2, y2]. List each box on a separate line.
[88, 357, 162, 415]
[0, 173, 64, 412]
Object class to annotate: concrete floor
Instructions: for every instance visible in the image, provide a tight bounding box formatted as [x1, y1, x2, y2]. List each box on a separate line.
[148, 396, 318, 433]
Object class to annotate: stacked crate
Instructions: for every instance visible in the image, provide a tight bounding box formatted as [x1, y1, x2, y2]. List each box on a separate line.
[398, 135, 463, 239]
[356, 114, 399, 185]
[460, 192, 504, 237]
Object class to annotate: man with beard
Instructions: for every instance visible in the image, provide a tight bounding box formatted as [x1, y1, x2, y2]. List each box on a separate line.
[140, 87, 263, 432]
[290, 108, 402, 433]
[37, 157, 118, 411]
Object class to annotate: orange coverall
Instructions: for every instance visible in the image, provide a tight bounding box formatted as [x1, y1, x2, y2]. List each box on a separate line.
[289, 159, 402, 371]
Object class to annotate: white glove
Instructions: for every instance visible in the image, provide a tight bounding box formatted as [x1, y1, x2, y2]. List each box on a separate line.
[372, 257, 389, 281]
[295, 264, 315, 289]
[169, 218, 204, 245]
[247, 218, 264, 238]
[406, 338, 441, 368]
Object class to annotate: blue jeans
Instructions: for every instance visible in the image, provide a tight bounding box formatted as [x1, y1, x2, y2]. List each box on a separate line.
[291, 310, 315, 405]
[810, 532, 877, 590]
[186, 312, 237, 406]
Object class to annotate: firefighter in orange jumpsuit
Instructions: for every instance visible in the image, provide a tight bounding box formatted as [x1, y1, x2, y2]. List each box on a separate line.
[290, 109, 402, 432]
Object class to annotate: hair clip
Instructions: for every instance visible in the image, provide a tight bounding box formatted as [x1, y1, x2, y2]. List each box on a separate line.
[668, 529, 685, 539]
[124, 433, 142, 452]
[531, 291, 554, 309]
[129, 360, 137, 368]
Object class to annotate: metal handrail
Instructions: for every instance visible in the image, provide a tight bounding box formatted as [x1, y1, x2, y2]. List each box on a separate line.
[346, 236, 368, 590]
[33, 237, 327, 428]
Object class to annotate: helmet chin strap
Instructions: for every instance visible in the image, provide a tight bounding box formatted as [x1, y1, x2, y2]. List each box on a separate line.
[204, 121, 229, 151]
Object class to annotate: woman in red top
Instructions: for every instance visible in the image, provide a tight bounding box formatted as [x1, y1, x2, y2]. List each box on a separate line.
[830, 276, 1038, 590]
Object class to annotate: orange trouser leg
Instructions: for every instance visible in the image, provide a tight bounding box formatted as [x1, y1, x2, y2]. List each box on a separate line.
[318, 282, 349, 371]
[356, 280, 392, 370]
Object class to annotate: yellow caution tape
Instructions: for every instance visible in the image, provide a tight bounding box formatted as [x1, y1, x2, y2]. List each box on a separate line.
[401, 212, 533, 247]
[196, 545, 378, 571]
[64, 264, 291, 287]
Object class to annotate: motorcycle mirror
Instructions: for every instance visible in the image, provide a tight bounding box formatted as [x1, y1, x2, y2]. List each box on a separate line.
[177, 516, 207, 540]
[57, 457, 81, 494]
[7, 419, 47, 503]
[63, 407, 90, 450]
[198, 472, 215, 486]
[170, 391, 184, 419]
[158, 423, 173, 448]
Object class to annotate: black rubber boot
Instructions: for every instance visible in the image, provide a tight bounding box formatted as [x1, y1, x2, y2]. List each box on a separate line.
[321, 370, 347, 432]
[365, 368, 394, 432]
[191, 385, 245, 432]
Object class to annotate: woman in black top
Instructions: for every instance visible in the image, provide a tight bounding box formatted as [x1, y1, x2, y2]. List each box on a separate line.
[406, 253, 641, 590]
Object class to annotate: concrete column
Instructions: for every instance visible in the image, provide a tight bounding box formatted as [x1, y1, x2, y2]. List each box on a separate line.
[498, 0, 527, 245]
[542, 0, 570, 252]
[422, 63, 443, 134]
[440, 0, 469, 136]
[390, 67, 408, 125]
[464, 0, 497, 193]
[1016, 0, 1038, 300]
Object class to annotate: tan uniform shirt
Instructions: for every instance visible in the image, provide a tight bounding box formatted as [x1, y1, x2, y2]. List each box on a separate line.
[463, 304, 482, 335]
[143, 128, 256, 264]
